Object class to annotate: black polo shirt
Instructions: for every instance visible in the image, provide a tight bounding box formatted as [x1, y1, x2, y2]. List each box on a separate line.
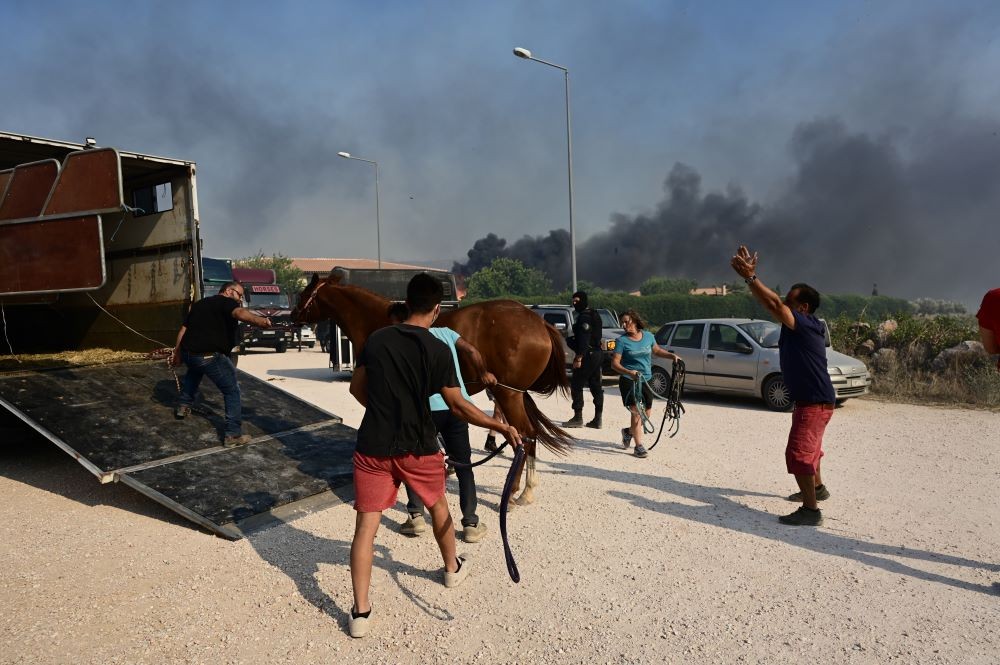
[356, 324, 458, 457]
[181, 295, 240, 354]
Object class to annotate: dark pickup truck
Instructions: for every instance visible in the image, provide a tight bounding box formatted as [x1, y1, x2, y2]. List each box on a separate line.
[529, 305, 625, 376]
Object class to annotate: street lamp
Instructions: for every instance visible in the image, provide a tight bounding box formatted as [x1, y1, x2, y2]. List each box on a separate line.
[337, 151, 382, 269]
[513, 46, 577, 293]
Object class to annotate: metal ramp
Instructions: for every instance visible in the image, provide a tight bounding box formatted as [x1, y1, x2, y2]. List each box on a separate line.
[0, 360, 356, 538]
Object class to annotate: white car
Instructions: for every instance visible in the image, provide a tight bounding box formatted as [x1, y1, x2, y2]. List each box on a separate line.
[650, 318, 871, 411]
[297, 325, 316, 348]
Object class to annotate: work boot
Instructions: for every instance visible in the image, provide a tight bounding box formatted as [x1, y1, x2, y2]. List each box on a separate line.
[174, 405, 191, 419]
[585, 412, 602, 429]
[778, 506, 823, 526]
[462, 522, 488, 543]
[400, 513, 427, 536]
[223, 433, 252, 447]
[564, 410, 584, 428]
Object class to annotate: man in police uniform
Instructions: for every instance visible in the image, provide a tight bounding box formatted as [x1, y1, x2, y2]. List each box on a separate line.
[565, 290, 604, 428]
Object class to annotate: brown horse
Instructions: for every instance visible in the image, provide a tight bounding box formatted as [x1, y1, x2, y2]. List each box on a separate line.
[293, 272, 572, 505]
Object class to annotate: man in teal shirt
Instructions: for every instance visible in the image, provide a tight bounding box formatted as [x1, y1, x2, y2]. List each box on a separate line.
[388, 304, 495, 544]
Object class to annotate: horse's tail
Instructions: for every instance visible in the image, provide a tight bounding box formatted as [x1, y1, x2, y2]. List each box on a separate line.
[523, 392, 572, 455]
[528, 322, 571, 398]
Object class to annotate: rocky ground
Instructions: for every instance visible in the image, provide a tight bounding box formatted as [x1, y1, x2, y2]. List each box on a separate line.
[1, 347, 997, 664]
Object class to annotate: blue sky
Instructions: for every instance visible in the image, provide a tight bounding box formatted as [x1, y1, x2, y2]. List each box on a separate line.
[3, 1, 997, 302]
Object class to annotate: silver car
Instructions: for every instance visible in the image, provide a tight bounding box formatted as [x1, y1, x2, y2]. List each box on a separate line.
[649, 318, 871, 411]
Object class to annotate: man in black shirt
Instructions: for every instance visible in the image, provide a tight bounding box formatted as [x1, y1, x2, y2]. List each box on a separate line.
[170, 281, 271, 446]
[346, 274, 521, 639]
[565, 290, 604, 428]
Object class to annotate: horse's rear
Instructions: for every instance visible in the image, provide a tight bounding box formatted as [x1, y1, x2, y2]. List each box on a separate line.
[438, 301, 571, 456]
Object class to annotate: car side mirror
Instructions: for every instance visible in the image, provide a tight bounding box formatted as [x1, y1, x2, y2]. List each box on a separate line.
[735, 341, 753, 354]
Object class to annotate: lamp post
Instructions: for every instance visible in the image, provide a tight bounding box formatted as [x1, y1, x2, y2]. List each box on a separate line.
[337, 151, 382, 269]
[513, 46, 577, 293]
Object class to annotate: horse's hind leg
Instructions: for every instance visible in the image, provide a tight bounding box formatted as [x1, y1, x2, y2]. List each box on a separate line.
[515, 440, 537, 506]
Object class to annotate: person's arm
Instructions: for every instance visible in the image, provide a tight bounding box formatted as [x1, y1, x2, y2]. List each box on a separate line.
[169, 325, 187, 366]
[610, 352, 638, 380]
[571, 313, 590, 369]
[652, 344, 680, 362]
[730, 245, 795, 329]
[231, 307, 272, 328]
[349, 365, 368, 407]
[441, 386, 521, 447]
[455, 337, 497, 387]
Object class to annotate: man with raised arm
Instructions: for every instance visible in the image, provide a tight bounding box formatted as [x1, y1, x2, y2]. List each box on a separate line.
[346, 273, 521, 638]
[730, 246, 834, 527]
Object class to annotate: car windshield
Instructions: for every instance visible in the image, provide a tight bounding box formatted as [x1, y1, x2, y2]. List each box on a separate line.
[247, 292, 290, 308]
[738, 321, 781, 348]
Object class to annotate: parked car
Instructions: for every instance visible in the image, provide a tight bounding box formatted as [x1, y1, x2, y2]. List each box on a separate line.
[297, 324, 316, 348]
[649, 318, 871, 411]
[529, 305, 625, 376]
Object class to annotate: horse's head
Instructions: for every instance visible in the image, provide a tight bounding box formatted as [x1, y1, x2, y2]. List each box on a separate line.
[292, 273, 325, 323]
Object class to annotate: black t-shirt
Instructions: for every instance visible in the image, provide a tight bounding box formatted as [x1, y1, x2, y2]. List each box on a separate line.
[181, 295, 240, 354]
[356, 324, 459, 457]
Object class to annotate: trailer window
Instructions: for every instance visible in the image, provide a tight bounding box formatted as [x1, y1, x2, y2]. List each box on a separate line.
[132, 182, 173, 216]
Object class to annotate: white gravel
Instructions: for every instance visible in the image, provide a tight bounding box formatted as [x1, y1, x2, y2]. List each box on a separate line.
[1, 347, 997, 664]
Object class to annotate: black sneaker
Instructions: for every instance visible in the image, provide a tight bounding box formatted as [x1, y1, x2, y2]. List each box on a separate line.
[786, 485, 831, 502]
[484, 435, 497, 452]
[778, 506, 823, 526]
[621, 427, 632, 449]
[633, 444, 648, 458]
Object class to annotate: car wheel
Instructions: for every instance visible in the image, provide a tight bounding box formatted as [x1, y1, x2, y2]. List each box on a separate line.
[276, 343, 287, 353]
[762, 375, 792, 411]
[650, 366, 671, 397]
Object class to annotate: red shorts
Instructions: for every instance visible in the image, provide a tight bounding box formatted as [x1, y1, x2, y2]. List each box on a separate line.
[785, 403, 833, 476]
[352, 451, 446, 513]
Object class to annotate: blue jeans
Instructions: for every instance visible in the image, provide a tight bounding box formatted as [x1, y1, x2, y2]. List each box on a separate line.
[406, 410, 478, 527]
[178, 351, 242, 437]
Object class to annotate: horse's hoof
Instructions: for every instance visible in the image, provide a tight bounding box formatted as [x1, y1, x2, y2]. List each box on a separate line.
[505, 500, 518, 512]
[514, 492, 535, 506]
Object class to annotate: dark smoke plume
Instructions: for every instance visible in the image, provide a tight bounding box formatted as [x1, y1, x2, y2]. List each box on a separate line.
[456, 118, 1000, 303]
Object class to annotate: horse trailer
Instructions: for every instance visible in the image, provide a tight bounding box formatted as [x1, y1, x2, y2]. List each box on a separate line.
[0, 131, 356, 538]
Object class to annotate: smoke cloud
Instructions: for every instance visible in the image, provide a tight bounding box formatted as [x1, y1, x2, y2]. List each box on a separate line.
[456, 116, 1000, 303]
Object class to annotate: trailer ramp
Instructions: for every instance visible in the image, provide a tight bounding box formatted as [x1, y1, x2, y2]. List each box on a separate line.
[0, 360, 356, 538]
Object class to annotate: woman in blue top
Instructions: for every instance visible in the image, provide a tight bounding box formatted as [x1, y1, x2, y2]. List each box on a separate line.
[610, 309, 680, 458]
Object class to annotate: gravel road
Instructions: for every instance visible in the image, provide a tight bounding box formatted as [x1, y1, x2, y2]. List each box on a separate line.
[1, 347, 997, 664]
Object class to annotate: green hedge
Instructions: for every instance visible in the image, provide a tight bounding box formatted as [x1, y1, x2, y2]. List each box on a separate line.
[463, 293, 914, 327]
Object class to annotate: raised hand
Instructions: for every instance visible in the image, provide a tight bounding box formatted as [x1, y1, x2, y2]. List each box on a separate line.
[731, 244, 758, 279]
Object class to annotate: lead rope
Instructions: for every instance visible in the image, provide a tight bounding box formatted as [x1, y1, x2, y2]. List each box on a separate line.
[647, 359, 686, 452]
[445, 440, 524, 583]
[500, 445, 526, 582]
[85, 293, 182, 392]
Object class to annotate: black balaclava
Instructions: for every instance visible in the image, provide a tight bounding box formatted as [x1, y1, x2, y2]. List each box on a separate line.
[572, 290, 588, 313]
